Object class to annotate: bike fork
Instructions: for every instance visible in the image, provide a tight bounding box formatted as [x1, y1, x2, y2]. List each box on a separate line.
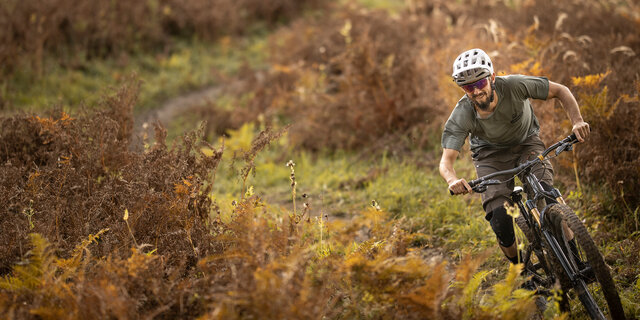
[514, 198, 552, 281]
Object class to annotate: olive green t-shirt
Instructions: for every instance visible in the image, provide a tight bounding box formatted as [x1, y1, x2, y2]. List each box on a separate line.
[441, 75, 549, 152]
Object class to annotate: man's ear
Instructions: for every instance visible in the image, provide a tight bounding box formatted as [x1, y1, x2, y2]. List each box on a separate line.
[489, 73, 497, 89]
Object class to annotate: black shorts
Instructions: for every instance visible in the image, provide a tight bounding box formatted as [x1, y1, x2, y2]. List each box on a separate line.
[472, 135, 554, 213]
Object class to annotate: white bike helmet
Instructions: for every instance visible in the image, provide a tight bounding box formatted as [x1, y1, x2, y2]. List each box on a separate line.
[452, 49, 494, 85]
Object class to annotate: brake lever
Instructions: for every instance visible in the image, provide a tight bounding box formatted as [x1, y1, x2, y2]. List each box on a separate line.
[450, 179, 500, 195]
[472, 179, 501, 194]
[555, 142, 574, 155]
[474, 185, 487, 193]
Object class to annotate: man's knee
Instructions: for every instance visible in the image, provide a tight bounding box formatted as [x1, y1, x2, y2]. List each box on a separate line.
[483, 196, 512, 215]
[487, 207, 515, 248]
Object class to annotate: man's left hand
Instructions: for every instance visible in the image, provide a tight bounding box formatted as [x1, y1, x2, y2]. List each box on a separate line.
[572, 121, 590, 142]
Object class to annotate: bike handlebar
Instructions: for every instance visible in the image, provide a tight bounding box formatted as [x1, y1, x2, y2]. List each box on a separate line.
[449, 133, 579, 195]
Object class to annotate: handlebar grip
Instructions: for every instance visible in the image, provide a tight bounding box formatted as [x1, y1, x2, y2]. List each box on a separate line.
[449, 179, 479, 195]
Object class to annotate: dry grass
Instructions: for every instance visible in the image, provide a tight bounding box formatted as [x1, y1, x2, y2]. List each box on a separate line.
[1, 0, 639, 318]
[0, 0, 323, 76]
[0, 81, 545, 319]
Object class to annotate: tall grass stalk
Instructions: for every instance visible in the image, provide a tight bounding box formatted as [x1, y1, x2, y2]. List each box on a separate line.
[123, 209, 138, 247]
[318, 216, 324, 254]
[572, 149, 582, 194]
[287, 160, 297, 217]
[506, 205, 521, 263]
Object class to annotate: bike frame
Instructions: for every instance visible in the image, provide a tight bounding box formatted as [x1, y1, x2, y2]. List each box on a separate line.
[513, 168, 576, 281]
[460, 134, 617, 319]
[512, 163, 606, 319]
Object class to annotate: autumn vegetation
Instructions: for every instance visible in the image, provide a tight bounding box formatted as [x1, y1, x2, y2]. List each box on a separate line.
[1, 0, 639, 319]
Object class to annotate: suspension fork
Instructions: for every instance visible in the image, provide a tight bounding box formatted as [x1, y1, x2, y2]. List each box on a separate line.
[511, 194, 553, 284]
[523, 171, 567, 204]
[514, 196, 544, 251]
[512, 191, 539, 264]
[524, 172, 575, 241]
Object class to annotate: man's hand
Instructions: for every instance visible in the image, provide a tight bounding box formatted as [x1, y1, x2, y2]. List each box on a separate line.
[448, 178, 473, 195]
[572, 121, 591, 142]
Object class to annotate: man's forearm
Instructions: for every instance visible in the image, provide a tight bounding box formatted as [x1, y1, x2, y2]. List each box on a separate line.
[439, 160, 458, 185]
[557, 85, 584, 124]
[440, 149, 461, 184]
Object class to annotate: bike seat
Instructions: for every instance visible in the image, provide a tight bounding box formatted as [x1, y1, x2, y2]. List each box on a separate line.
[511, 186, 524, 196]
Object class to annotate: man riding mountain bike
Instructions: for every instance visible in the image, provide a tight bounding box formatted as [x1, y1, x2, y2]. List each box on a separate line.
[438, 48, 591, 265]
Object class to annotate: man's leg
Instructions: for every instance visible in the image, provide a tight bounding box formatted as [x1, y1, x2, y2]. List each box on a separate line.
[473, 148, 521, 263]
[488, 206, 519, 260]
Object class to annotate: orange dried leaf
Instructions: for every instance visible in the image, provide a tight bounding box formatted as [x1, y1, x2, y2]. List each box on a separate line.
[571, 70, 611, 88]
[174, 183, 189, 195]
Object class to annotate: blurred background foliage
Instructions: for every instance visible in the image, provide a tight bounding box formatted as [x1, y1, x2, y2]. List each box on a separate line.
[1, 0, 639, 318]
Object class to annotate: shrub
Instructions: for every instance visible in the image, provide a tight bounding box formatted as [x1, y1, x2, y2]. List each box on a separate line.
[213, 6, 449, 151]
[0, 79, 224, 275]
[0, 0, 323, 75]
[210, 0, 640, 207]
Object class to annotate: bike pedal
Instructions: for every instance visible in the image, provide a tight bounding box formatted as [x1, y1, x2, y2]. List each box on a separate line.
[531, 262, 543, 272]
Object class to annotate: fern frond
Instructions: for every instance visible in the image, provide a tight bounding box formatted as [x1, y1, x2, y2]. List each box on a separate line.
[490, 263, 522, 304]
[480, 263, 538, 318]
[571, 70, 611, 89]
[0, 233, 55, 292]
[401, 262, 450, 315]
[461, 270, 490, 313]
[56, 228, 109, 279]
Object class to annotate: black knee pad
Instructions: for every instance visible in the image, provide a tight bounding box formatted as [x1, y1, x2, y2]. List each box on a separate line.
[488, 207, 515, 248]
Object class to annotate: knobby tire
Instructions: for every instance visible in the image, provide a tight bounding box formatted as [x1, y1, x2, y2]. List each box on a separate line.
[546, 204, 626, 320]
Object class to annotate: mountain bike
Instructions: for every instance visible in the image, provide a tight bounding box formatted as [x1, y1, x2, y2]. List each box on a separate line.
[456, 134, 626, 320]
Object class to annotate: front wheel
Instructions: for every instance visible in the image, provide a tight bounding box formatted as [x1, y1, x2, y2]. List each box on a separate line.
[515, 214, 571, 312]
[545, 204, 626, 320]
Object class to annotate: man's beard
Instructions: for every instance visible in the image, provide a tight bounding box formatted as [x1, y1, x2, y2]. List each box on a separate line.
[471, 87, 495, 111]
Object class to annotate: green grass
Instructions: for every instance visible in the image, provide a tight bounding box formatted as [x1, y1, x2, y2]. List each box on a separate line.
[2, 36, 269, 114]
[207, 122, 496, 255]
[201, 122, 640, 319]
[348, 0, 406, 13]
[5, 4, 637, 314]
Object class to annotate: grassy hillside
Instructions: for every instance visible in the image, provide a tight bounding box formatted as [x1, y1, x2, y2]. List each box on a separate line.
[1, 0, 639, 319]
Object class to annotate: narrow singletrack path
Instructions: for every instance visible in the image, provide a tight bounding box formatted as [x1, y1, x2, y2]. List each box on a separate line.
[131, 85, 224, 149]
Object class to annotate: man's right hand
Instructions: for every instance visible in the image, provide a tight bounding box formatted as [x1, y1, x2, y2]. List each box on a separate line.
[448, 178, 473, 195]
[572, 121, 590, 142]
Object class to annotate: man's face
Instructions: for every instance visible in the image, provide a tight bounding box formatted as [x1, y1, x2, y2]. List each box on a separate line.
[462, 76, 494, 111]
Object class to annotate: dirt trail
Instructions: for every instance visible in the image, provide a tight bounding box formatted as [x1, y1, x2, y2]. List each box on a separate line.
[131, 85, 223, 149]
[132, 77, 250, 150]
[130, 80, 448, 268]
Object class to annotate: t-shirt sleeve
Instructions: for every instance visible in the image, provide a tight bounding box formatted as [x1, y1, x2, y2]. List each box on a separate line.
[507, 75, 550, 101]
[441, 110, 470, 151]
